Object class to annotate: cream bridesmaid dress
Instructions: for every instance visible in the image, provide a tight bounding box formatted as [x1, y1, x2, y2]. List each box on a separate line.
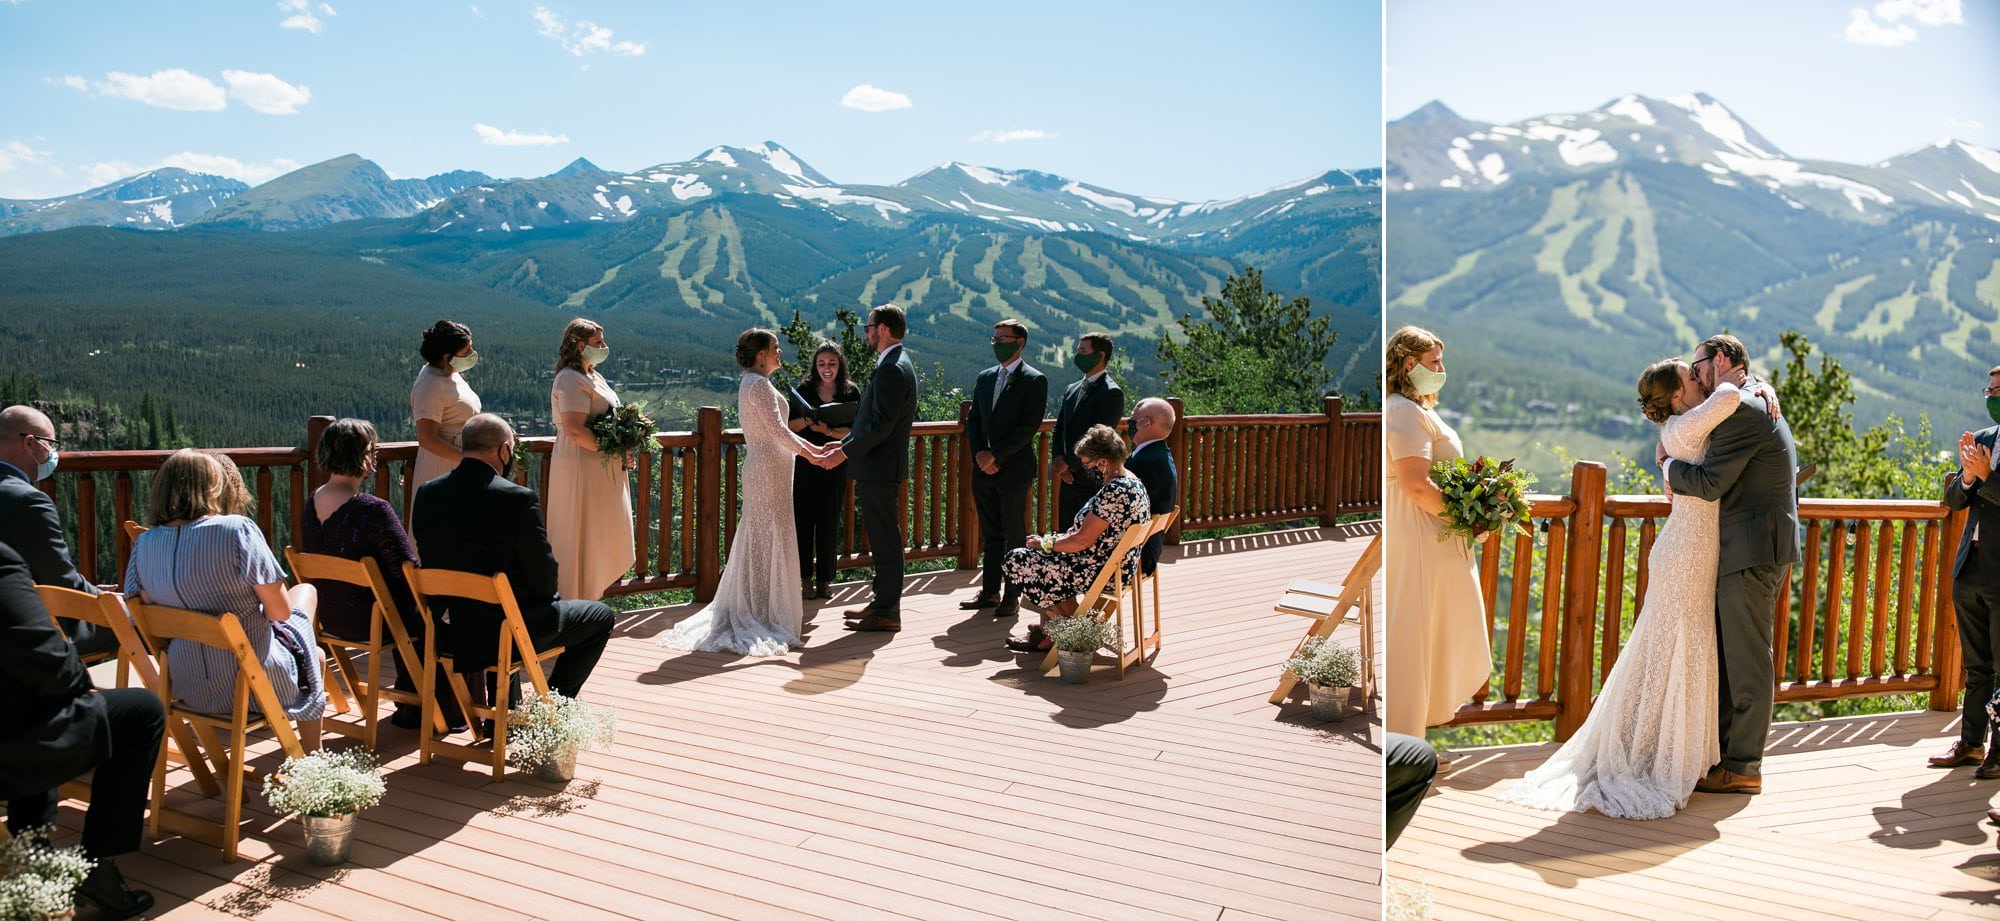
[1383, 393, 1492, 737]
[547, 366, 637, 601]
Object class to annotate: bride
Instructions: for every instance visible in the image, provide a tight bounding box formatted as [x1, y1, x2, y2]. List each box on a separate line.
[660, 329, 833, 656]
[1499, 359, 1777, 819]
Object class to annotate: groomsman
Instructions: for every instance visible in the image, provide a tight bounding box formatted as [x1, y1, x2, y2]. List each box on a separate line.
[824, 305, 918, 632]
[0, 406, 114, 656]
[1052, 333, 1125, 525]
[960, 320, 1048, 620]
[1934, 364, 2000, 778]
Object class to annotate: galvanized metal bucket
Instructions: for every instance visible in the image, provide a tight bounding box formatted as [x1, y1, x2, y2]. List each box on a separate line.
[536, 750, 578, 783]
[1309, 683, 1355, 722]
[302, 812, 357, 865]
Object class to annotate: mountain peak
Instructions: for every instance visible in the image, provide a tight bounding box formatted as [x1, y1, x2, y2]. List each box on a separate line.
[1401, 100, 1469, 125]
[552, 157, 606, 178]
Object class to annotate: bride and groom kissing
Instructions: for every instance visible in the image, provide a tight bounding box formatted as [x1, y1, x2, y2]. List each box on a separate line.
[1502, 334, 1800, 820]
[658, 305, 916, 657]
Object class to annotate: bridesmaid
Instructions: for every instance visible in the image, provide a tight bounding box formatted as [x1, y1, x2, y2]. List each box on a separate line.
[410, 320, 483, 506]
[1383, 325, 1491, 770]
[547, 318, 637, 601]
[787, 341, 859, 600]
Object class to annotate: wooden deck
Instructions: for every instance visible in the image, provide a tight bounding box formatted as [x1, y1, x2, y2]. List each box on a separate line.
[1388, 710, 2000, 920]
[62, 523, 1380, 920]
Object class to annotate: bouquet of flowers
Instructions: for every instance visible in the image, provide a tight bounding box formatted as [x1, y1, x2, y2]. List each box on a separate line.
[506, 691, 618, 769]
[264, 749, 387, 818]
[1429, 455, 1535, 549]
[0, 829, 94, 920]
[586, 402, 656, 468]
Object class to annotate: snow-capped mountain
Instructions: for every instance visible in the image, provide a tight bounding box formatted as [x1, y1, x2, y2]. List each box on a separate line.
[0, 168, 248, 234]
[193, 155, 490, 231]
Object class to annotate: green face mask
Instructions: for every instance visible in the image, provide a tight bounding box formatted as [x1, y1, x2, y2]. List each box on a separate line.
[1987, 396, 2000, 426]
[1073, 352, 1101, 374]
[583, 345, 610, 366]
[993, 341, 1020, 364]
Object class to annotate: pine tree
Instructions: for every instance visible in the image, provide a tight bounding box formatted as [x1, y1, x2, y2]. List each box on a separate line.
[1155, 268, 1339, 415]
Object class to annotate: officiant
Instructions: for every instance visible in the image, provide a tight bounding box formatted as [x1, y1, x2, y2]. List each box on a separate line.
[789, 341, 862, 600]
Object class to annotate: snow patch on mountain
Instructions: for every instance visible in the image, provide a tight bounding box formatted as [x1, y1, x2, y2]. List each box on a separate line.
[1064, 182, 1138, 216]
[1960, 142, 2000, 176]
[1605, 95, 1656, 125]
[1714, 152, 1892, 212]
[1668, 95, 1774, 159]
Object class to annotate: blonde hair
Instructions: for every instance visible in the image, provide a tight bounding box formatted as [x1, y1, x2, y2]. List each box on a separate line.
[1385, 326, 1445, 407]
[556, 317, 605, 374]
[149, 450, 238, 524]
[1636, 359, 1687, 424]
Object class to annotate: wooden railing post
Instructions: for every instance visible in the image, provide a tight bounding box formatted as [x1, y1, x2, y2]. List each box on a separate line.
[1321, 396, 1344, 528]
[1554, 461, 1607, 741]
[1166, 397, 1186, 545]
[694, 406, 723, 602]
[305, 415, 333, 492]
[956, 400, 979, 569]
[1932, 506, 1968, 711]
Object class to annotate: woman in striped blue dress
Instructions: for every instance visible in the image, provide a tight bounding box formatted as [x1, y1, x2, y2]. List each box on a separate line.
[123, 450, 327, 748]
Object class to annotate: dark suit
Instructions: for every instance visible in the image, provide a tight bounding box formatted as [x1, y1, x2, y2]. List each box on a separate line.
[1664, 385, 1799, 777]
[966, 360, 1048, 599]
[410, 460, 612, 699]
[1384, 733, 1437, 850]
[841, 344, 918, 612]
[1125, 440, 1179, 574]
[1, 543, 162, 858]
[0, 462, 114, 656]
[1052, 373, 1125, 525]
[1944, 425, 2000, 747]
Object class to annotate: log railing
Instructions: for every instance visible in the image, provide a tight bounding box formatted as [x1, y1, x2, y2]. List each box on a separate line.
[1447, 461, 1966, 740]
[43, 397, 1379, 603]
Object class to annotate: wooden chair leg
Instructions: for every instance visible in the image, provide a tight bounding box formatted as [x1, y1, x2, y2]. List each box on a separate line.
[223, 721, 246, 862]
[364, 644, 383, 751]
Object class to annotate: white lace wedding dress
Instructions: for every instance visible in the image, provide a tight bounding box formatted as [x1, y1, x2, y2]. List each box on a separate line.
[658, 372, 812, 656]
[1499, 381, 1742, 820]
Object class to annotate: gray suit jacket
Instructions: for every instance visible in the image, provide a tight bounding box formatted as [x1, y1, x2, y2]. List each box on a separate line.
[1943, 425, 2000, 588]
[842, 344, 917, 484]
[1665, 388, 1801, 575]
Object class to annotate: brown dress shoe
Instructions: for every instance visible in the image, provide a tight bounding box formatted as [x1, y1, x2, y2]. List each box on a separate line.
[958, 594, 1001, 610]
[845, 613, 901, 632]
[992, 597, 1020, 619]
[813, 582, 832, 600]
[1979, 748, 2000, 780]
[1928, 740, 1985, 768]
[840, 605, 878, 621]
[1693, 767, 1761, 794]
[1987, 807, 2000, 826]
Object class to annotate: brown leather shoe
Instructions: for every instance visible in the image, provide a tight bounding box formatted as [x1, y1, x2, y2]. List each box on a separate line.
[1693, 767, 1761, 795]
[1929, 740, 1985, 768]
[812, 582, 832, 600]
[845, 613, 901, 632]
[992, 597, 1019, 619]
[958, 594, 1001, 610]
[840, 605, 878, 621]
[1987, 807, 2000, 826]
[1979, 748, 2000, 780]
[1004, 625, 1050, 653]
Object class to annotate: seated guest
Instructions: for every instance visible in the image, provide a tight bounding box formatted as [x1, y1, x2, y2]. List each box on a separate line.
[1384, 732, 1439, 849]
[299, 418, 460, 732]
[0, 405, 114, 656]
[411, 414, 612, 701]
[1001, 425, 1152, 653]
[1, 542, 163, 918]
[124, 450, 327, 748]
[1123, 397, 1180, 575]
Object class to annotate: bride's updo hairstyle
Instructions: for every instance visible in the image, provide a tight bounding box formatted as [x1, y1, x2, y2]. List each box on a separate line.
[1636, 359, 1686, 424]
[735, 327, 778, 369]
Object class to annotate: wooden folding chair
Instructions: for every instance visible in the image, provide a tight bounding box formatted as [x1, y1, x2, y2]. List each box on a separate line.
[286, 548, 457, 748]
[36, 587, 221, 800]
[402, 564, 563, 780]
[128, 599, 309, 862]
[1125, 506, 1180, 669]
[1039, 519, 1154, 679]
[1269, 532, 1381, 705]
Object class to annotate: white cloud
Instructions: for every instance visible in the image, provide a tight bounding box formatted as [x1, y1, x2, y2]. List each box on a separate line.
[80, 69, 228, 111]
[278, 0, 323, 33]
[469, 4, 483, 16]
[1948, 117, 1986, 132]
[531, 5, 646, 57]
[840, 84, 912, 113]
[0, 140, 51, 172]
[152, 152, 303, 185]
[223, 69, 312, 115]
[1844, 0, 1962, 45]
[969, 129, 1056, 143]
[473, 123, 570, 147]
[81, 160, 135, 187]
[319, 3, 336, 15]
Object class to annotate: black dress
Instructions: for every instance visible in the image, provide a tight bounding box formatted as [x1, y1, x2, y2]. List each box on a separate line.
[790, 380, 859, 585]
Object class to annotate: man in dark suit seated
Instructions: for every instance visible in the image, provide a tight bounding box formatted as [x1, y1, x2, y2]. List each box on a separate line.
[411, 414, 613, 703]
[1052, 333, 1125, 526]
[0, 406, 114, 657]
[960, 319, 1048, 620]
[1, 542, 162, 918]
[1936, 363, 2000, 778]
[1123, 398, 1179, 575]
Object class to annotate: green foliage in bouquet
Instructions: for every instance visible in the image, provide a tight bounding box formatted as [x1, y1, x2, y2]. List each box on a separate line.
[1285, 637, 1361, 688]
[0, 829, 94, 921]
[1045, 615, 1110, 653]
[264, 749, 387, 818]
[1429, 455, 1534, 549]
[506, 692, 618, 767]
[586, 402, 657, 468]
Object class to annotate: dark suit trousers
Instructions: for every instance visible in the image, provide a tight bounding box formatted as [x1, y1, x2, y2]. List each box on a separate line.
[1716, 563, 1784, 776]
[1954, 556, 2000, 745]
[491, 600, 615, 704]
[1384, 732, 1438, 850]
[793, 461, 846, 585]
[855, 480, 903, 611]
[6, 688, 163, 858]
[1057, 472, 1102, 528]
[972, 472, 1030, 598]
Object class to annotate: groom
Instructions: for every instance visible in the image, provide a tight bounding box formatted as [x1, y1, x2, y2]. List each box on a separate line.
[1660, 333, 1800, 795]
[821, 304, 917, 632]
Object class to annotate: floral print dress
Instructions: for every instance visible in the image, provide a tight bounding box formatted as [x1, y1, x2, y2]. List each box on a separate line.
[1002, 475, 1150, 609]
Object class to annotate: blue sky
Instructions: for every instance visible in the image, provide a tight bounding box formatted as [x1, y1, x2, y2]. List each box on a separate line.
[1389, 0, 2000, 164]
[0, 0, 1382, 202]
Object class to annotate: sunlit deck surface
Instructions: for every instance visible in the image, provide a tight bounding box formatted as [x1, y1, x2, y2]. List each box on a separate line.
[1388, 709, 2000, 920]
[72, 523, 1380, 920]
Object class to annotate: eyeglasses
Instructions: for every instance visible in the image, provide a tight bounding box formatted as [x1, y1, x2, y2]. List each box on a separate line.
[863, 322, 879, 332]
[991, 337, 1021, 345]
[1691, 354, 1715, 368]
[26, 433, 59, 451]
[1984, 387, 2000, 397]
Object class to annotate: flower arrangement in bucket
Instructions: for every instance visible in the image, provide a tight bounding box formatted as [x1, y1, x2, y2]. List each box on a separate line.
[264, 749, 387, 866]
[1428, 455, 1534, 550]
[1045, 615, 1109, 684]
[0, 829, 93, 921]
[585, 402, 657, 469]
[1286, 637, 1362, 721]
[506, 691, 618, 783]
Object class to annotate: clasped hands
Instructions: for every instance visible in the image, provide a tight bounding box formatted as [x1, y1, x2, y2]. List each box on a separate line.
[1960, 431, 1992, 486]
[807, 444, 847, 469]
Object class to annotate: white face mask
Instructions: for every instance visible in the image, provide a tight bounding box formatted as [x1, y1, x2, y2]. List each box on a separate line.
[449, 351, 479, 373]
[1407, 363, 1447, 396]
[583, 345, 610, 366]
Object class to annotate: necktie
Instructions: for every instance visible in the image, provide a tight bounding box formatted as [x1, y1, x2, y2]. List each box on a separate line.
[993, 366, 1008, 409]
